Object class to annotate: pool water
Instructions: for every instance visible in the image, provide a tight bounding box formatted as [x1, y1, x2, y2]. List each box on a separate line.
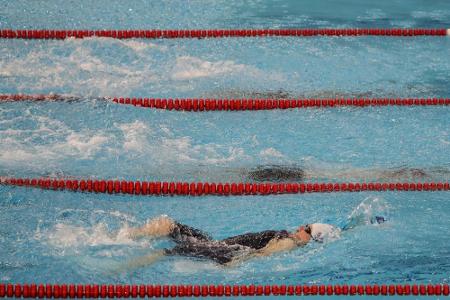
[1, 0, 449, 292]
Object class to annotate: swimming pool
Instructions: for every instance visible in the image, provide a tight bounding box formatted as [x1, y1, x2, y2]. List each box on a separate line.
[1, 0, 450, 296]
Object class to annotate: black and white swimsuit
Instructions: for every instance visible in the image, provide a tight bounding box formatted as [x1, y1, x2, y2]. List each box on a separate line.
[164, 222, 290, 264]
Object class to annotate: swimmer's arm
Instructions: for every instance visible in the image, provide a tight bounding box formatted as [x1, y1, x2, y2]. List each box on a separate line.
[224, 238, 300, 267]
[121, 250, 166, 271]
[127, 216, 175, 239]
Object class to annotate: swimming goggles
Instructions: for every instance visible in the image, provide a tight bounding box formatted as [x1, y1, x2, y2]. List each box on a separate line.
[304, 224, 312, 236]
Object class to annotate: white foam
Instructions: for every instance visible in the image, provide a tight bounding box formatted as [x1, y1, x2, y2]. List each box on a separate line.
[356, 9, 387, 21]
[0, 40, 160, 96]
[57, 208, 137, 223]
[117, 39, 168, 53]
[259, 147, 284, 159]
[44, 222, 147, 249]
[411, 10, 449, 21]
[1, 38, 284, 95]
[0, 110, 110, 168]
[0, 128, 109, 166]
[162, 137, 248, 164]
[0, 148, 37, 164]
[116, 121, 151, 152]
[171, 56, 248, 80]
[1, 115, 249, 171]
[159, 125, 172, 136]
[59, 132, 109, 158]
[65, 37, 168, 53]
[115, 121, 249, 165]
[108, 210, 137, 222]
[389, 20, 415, 28]
[251, 135, 259, 146]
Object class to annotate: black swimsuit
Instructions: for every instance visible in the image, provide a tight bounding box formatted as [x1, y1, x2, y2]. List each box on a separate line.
[164, 222, 290, 264]
[247, 165, 305, 182]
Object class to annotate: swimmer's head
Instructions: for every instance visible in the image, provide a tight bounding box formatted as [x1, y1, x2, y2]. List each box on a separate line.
[309, 223, 341, 243]
[291, 224, 312, 243]
[293, 223, 341, 244]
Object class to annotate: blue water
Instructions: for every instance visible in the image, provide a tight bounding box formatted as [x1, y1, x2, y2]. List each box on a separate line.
[1, 0, 450, 295]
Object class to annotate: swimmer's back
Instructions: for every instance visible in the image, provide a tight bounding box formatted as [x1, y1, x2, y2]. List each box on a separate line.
[165, 229, 290, 264]
[247, 166, 305, 182]
[221, 230, 290, 249]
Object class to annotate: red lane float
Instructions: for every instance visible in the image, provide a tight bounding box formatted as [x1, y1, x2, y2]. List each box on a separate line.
[1, 94, 450, 110]
[112, 97, 450, 111]
[0, 28, 449, 39]
[0, 283, 448, 297]
[1, 177, 448, 196]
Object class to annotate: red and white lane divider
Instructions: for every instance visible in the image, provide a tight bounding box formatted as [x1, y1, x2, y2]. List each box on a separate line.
[0, 28, 449, 39]
[0, 283, 449, 297]
[1, 177, 448, 196]
[1, 94, 449, 110]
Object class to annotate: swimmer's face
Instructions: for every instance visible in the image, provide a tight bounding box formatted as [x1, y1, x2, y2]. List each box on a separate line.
[292, 225, 311, 243]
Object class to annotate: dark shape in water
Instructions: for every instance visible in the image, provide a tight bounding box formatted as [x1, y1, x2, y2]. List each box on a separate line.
[247, 165, 305, 182]
[374, 216, 386, 224]
[245, 165, 439, 182]
[383, 168, 427, 179]
[205, 89, 376, 100]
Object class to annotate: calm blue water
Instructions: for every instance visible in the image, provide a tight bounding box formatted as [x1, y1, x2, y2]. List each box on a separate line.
[0, 0, 449, 296]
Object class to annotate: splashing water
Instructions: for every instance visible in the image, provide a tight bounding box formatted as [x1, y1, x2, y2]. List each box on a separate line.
[343, 196, 390, 230]
[44, 223, 140, 249]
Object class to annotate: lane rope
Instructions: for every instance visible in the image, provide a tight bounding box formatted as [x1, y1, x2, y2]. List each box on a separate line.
[0, 283, 449, 297]
[1, 177, 448, 196]
[1, 28, 449, 40]
[113, 97, 450, 110]
[1, 94, 449, 110]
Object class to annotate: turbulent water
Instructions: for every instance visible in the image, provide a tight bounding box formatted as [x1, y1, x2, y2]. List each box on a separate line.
[0, 0, 449, 290]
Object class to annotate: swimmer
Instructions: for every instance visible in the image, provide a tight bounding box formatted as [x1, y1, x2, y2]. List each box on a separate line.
[245, 165, 432, 182]
[0, 93, 105, 102]
[203, 88, 374, 101]
[123, 215, 385, 269]
[247, 165, 306, 181]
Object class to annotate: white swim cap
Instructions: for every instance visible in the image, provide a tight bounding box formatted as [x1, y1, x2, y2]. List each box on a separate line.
[309, 223, 341, 243]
